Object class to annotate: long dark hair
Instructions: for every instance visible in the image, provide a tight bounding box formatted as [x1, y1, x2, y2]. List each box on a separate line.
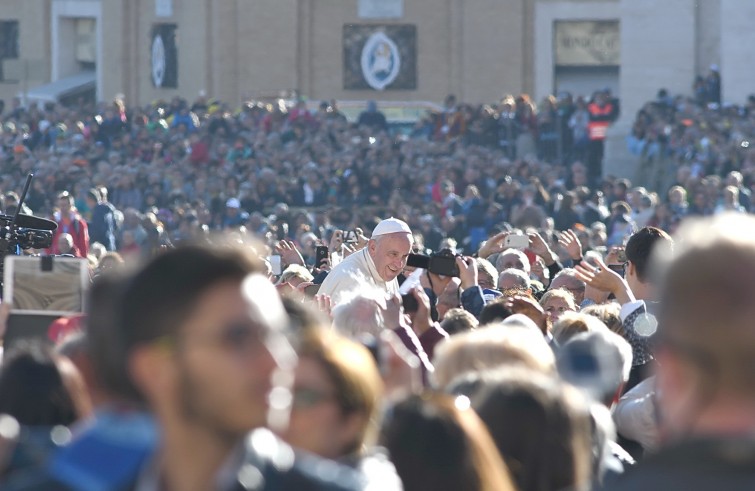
[473, 371, 592, 491]
[381, 393, 515, 491]
[0, 342, 87, 426]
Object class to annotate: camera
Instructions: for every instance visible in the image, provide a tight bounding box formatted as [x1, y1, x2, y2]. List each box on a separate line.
[342, 230, 357, 244]
[406, 248, 460, 277]
[401, 292, 419, 312]
[617, 249, 627, 263]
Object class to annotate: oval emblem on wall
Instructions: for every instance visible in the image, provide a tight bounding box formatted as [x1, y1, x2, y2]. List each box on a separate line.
[151, 34, 166, 88]
[360, 31, 401, 90]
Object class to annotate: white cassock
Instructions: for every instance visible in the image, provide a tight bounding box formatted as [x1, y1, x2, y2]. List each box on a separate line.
[317, 247, 399, 305]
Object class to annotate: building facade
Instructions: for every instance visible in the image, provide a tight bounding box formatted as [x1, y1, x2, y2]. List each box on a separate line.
[0, 0, 535, 106]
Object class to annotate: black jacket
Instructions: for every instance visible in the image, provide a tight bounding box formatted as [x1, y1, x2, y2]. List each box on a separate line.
[602, 437, 755, 491]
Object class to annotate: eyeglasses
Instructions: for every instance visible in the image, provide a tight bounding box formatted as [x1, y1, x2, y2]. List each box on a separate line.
[167, 321, 273, 358]
[291, 387, 336, 409]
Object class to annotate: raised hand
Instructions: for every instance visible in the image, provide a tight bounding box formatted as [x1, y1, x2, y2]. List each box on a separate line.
[574, 257, 635, 305]
[354, 228, 369, 250]
[379, 329, 422, 401]
[478, 231, 510, 259]
[275, 240, 305, 267]
[558, 229, 583, 261]
[456, 256, 478, 290]
[408, 286, 433, 337]
[314, 293, 334, 319]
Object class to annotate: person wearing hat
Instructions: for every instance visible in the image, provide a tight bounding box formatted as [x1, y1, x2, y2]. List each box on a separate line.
[222, 197, 248, 229]
[318, 218, 413, 305]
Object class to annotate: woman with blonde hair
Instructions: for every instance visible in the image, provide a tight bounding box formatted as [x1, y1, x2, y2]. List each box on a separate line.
[539, 288, 577, 325]
[581, 302, 624, 336]
[432, 323, 556, 389]
[277, 327, 403, 488]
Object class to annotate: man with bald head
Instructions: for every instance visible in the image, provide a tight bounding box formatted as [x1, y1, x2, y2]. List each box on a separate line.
[549, 268, 586, 306]
[495, 248, 530, 275]
[498, 268, 531, 292]
[319, 217, 413, 304]
[608, 213, 755, 489]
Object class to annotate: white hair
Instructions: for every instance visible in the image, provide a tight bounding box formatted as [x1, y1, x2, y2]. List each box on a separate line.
[498, 268, 531, 290]
[432, 322, 556, 389]
[331, 286, 387, 338]
[496, 248, 531, 274]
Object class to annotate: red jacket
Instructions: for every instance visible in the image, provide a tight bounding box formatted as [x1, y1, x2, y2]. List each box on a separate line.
[50, 211, 90, 257]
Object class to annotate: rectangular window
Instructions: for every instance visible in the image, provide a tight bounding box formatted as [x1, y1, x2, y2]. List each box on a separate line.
[0, 20, 20, 81]
[75, 18, 96, 64]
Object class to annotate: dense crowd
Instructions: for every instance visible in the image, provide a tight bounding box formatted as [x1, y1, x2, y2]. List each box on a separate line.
[0, 79, 752, 274]
[1, 78, 755, 490]
[1, 211, 755, 490]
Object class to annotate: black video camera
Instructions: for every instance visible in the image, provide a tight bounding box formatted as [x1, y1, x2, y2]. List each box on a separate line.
[406, 248, 460, 277]
[0, 174, 57, 292]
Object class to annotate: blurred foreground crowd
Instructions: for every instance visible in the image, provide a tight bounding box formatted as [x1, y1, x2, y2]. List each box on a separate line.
[1, 209, 755, 490]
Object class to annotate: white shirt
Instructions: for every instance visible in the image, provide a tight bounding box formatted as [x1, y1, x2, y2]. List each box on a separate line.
[620, 300, 646, 322]
[317, 248, 399, 305]
[613, 376, 659, 451]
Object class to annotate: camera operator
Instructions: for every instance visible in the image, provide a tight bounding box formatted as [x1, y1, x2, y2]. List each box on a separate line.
[418, 252, 486, 320]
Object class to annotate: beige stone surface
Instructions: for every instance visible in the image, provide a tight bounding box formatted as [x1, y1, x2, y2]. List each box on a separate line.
[0, 0, 50, 103]
[605, 0, 696, 181]
[720, 0, 755, 104]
